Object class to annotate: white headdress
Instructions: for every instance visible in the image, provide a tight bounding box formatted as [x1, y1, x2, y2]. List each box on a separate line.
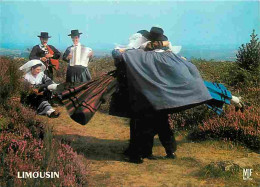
[168, 42, 182, 54]
[19, 59, 46, 73]
[115, 33, 148, 50]
[126, 33, 148, 49]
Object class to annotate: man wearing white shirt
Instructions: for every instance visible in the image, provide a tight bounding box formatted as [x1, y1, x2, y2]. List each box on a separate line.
[63, 30, 93, 83]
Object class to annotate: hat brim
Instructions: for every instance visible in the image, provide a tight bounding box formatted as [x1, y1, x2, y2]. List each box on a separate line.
[148, 34, 168, 41]
[68, 33, 83, 36]
[19, 59, 46, 73]
[37, 36, 51, 38]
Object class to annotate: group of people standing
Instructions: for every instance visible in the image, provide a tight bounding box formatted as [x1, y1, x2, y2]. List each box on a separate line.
[29, 30, 93, 82]
[20, 30, 93, 118]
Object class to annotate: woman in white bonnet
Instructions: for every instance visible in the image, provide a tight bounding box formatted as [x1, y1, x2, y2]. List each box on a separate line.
[20, 59, 60, 118]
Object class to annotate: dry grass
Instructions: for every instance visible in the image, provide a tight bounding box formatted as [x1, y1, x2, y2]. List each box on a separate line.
[40, 106, 260, 187]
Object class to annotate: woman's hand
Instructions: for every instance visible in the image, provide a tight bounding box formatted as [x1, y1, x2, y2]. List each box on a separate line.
[162, 41, 169, 47]
[181, 56, 187, 60]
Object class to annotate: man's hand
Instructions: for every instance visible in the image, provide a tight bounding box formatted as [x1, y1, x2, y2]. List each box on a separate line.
[40, 57, 47, 62]
[67, 54, 72, 60]
[45, 53, 53, 58]
[88, 51, 93, 58]
[32, 88, 43, 95]
[119, 48, 126, 53]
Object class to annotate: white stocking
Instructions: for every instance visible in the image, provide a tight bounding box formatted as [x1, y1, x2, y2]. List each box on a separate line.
[231, 96, 242, 108]
[46, 108, 55, 116]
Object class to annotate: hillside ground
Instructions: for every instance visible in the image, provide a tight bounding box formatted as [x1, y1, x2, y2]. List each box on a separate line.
[40, 106, 260, 187]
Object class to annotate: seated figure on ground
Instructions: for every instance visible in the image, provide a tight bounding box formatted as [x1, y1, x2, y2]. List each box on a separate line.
[19, 59, 60, 118]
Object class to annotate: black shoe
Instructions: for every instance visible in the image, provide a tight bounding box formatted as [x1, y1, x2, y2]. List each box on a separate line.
[164, 153, 177, 159]
[142, 154, 158, 160]
[235, 102, 245, 113]
[127, 156, 143, 164]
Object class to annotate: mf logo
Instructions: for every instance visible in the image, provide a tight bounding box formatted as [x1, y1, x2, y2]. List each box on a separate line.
[243, 168, 253, 180]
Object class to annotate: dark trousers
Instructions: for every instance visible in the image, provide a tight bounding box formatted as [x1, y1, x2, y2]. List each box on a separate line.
[44, 65, 54, 80]
[128, 112, 177, 158]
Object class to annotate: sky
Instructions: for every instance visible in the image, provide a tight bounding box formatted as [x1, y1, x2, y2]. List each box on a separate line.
[0, 0, 259, 51]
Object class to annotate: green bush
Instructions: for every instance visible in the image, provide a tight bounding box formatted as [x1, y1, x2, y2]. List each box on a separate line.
[237, 30, 260, 72]
[0, 57, 24, 104]
[228, 30, 260, 87]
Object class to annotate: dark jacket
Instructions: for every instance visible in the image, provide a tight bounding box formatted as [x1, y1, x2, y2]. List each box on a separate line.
[29, 45, 61, 60]
[62, 46, 72, 62]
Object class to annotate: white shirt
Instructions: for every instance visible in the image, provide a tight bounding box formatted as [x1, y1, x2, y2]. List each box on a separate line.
[39, 44, 48, 54]
[70, 43, 92, 67]
[24, 72, 44, 85]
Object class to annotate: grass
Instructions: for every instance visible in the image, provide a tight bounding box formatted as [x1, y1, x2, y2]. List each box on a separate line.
[42, 107, 260, 187]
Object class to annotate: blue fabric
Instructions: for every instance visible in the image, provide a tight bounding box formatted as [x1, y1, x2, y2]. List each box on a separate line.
[113, 49, 212, 114]
[112, 49, 233, 115]
[204, 81, 232, 114]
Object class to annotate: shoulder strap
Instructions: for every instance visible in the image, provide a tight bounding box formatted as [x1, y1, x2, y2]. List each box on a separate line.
[46, 45, 54, 55]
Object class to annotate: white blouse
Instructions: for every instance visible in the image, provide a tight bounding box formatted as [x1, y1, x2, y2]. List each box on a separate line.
[24, 72, 44, 85]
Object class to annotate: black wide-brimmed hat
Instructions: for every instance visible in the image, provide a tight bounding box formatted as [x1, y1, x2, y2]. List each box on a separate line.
[37, 32, 51, 38]
[68, 30, 83, 37]
[138, 27, 168, 41]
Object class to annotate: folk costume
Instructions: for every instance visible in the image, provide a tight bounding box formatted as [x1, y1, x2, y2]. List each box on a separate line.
[19, 60, 59, 117]
[29, 32, 61, 80]
[111, 27, 236, 163]
[63, 30, 92, 83]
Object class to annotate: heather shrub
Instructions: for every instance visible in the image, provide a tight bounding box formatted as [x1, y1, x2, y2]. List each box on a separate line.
[88, 56, 115, 78]
[174, 58, 260, 150]
[0, 57, 88, 186]
[54, 60, 68, 83]
[188, 106, 260, 150]
[192, 59, 232, 83]
[0, 56, 24, 104]
[0, 100, 88, 187]
[169, 105, 215, 131]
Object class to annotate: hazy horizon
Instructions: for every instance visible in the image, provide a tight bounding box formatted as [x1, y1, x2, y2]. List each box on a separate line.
[1, 0, 259, 51]
[0, 44, 239, 61]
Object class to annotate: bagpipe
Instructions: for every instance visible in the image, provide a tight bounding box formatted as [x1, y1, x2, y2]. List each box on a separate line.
[54, 71, 117, 125]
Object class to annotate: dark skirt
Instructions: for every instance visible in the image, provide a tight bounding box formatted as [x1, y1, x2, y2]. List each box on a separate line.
[66, 65, 91, 83]
[26, 92, 52, 115]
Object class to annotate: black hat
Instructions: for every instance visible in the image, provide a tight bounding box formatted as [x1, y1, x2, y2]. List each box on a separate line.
[37, 32, 51, 38]
[68, 30, 83, 37]
[148, 27, 168, 41]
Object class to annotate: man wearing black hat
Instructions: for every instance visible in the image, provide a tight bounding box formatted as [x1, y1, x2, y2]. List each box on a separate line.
[112, 27, 177, 163]
[63, 30, 93, 83]
[29, 32, 61, 80]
